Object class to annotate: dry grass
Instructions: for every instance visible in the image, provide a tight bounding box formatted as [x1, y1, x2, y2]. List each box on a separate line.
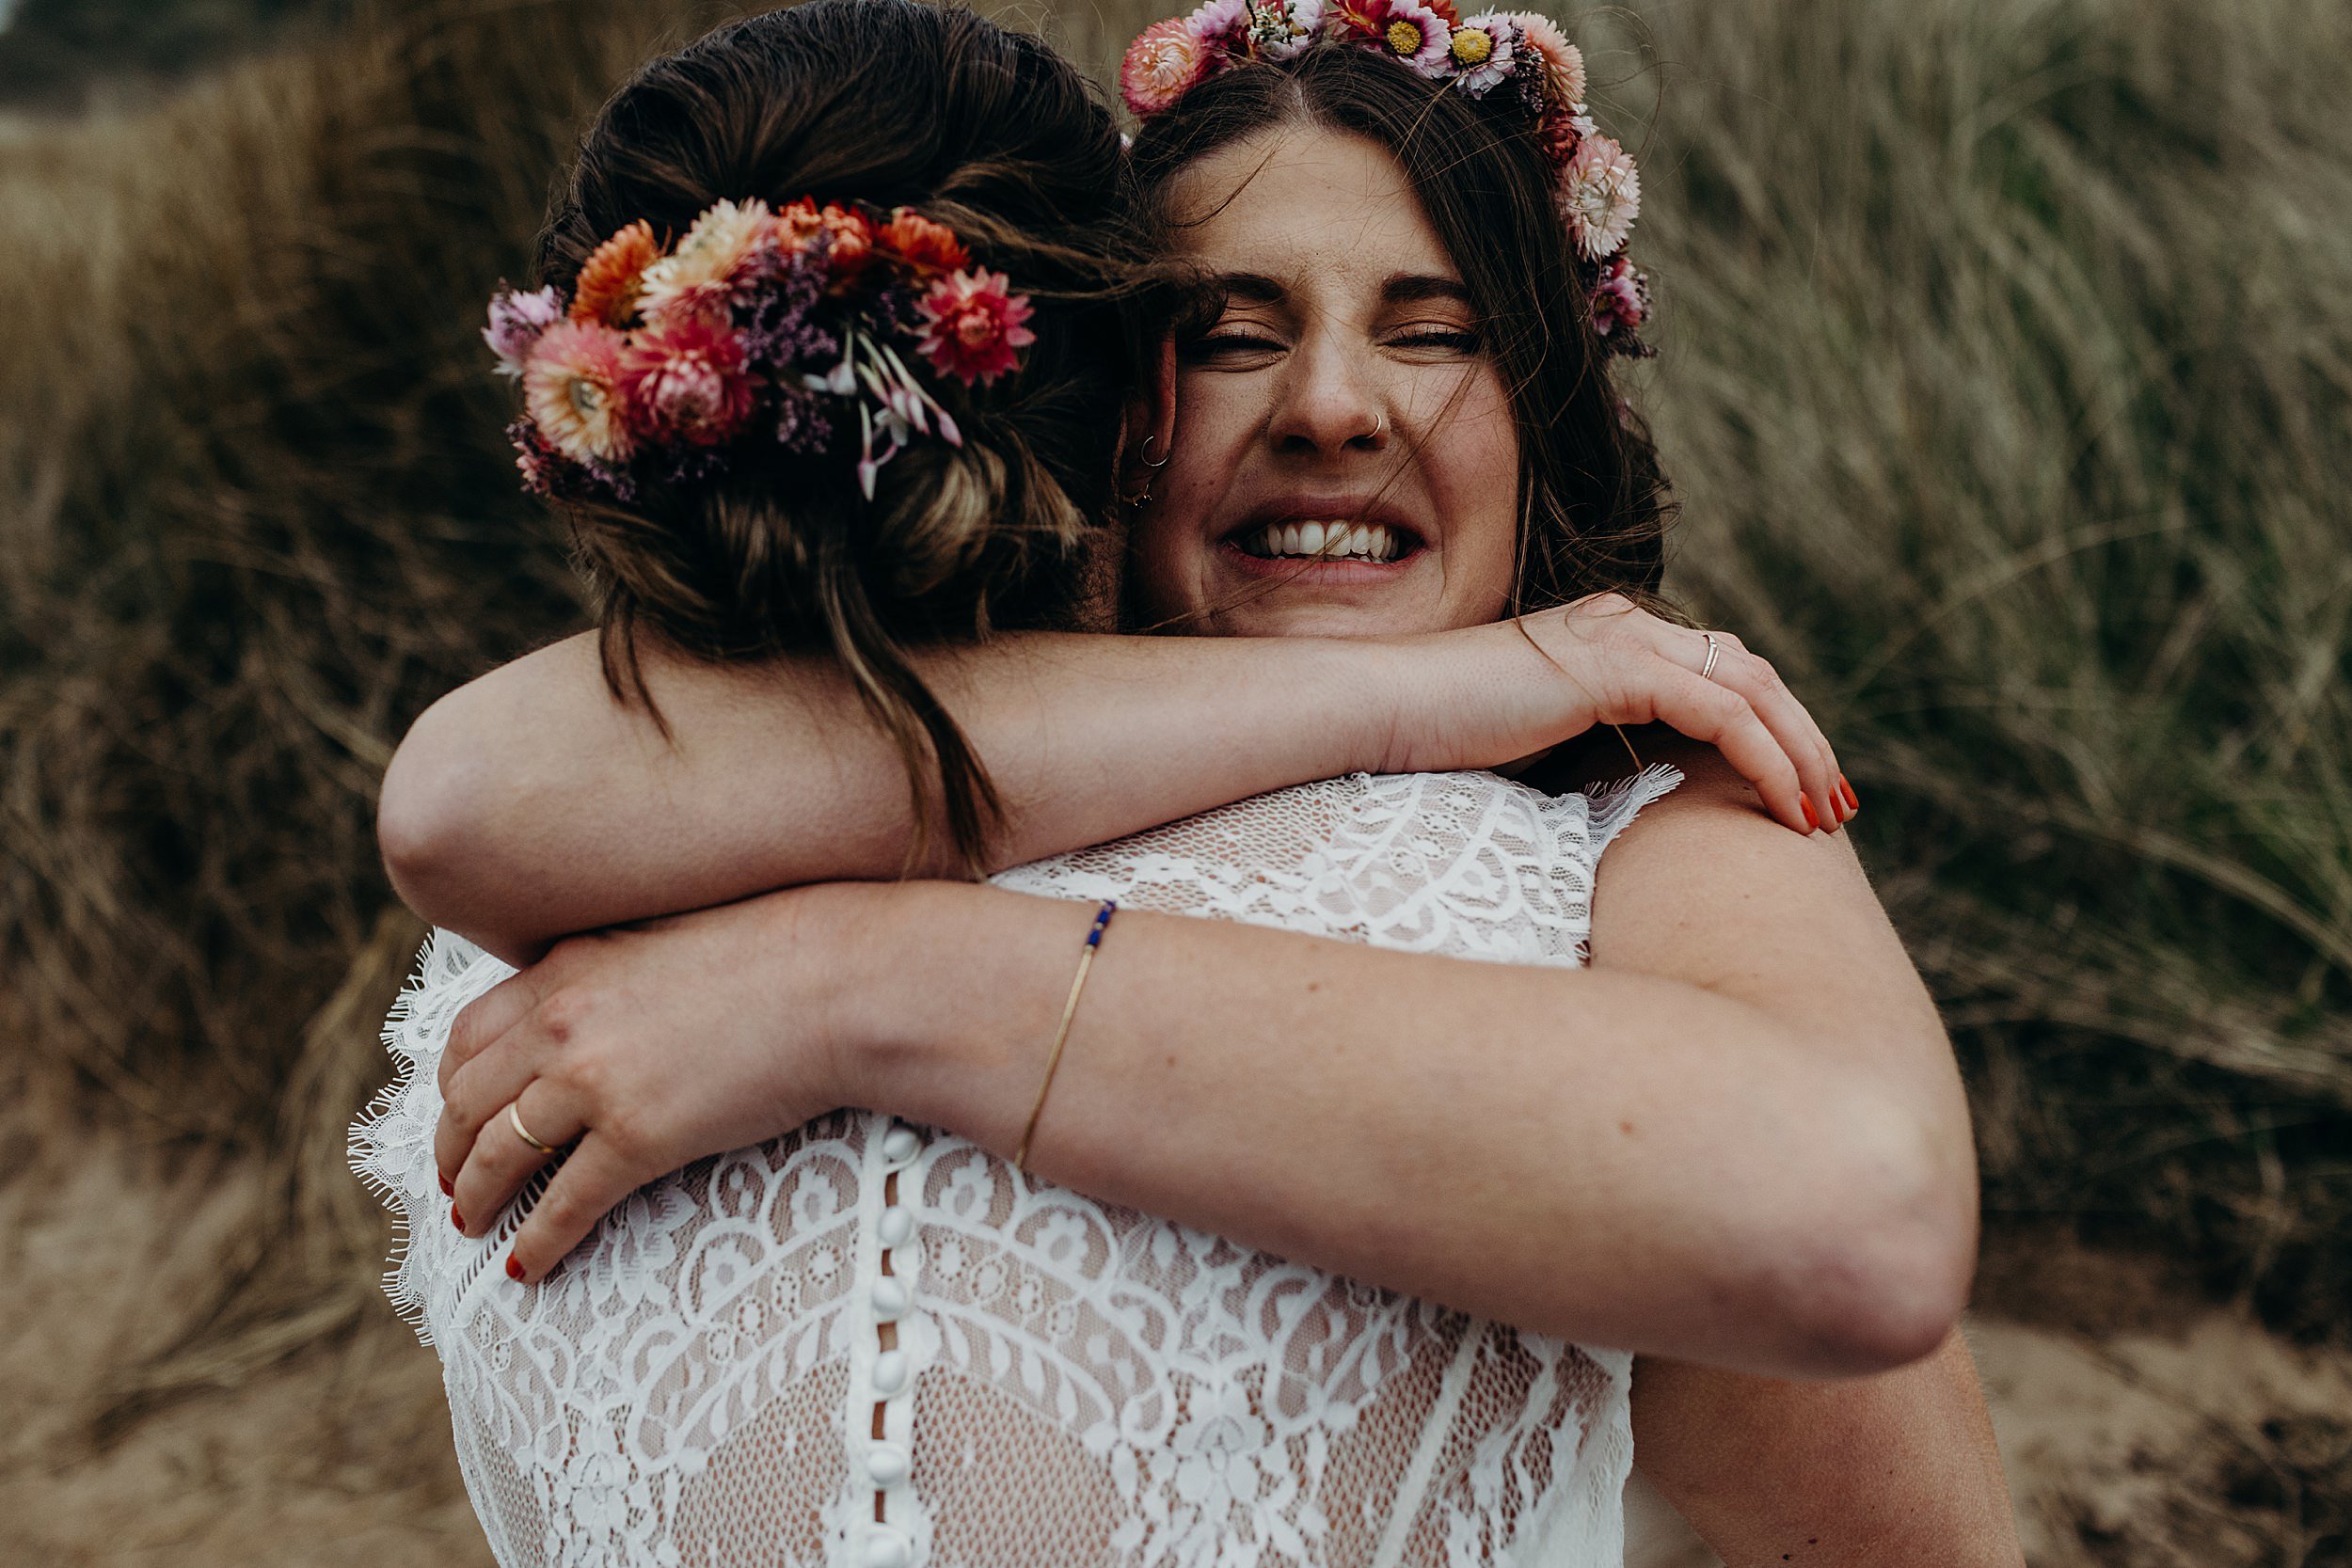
[0, 0, 2346, 1556]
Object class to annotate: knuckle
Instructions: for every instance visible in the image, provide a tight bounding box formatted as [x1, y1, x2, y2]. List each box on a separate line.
[535, 987, 594, 1045]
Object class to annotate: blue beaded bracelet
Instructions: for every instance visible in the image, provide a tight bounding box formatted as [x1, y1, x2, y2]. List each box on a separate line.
[1010, 899, 1117, 1173]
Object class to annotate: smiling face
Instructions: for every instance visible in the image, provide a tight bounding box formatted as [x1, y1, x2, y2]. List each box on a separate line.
[1126, 123, 1523, 639]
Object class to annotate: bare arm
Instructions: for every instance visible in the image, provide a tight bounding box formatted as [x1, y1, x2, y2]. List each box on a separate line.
[438, 739, 1972, 1378]
[1632, 1331, 2024, 1565]
[380, 606, 1846, 963]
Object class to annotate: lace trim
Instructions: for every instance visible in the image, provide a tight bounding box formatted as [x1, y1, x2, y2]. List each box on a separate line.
[1581, 764, 1683, 858]
[347, 927, 515, 1342]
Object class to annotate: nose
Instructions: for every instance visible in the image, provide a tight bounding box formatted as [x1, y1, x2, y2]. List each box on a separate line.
[1265, 326, 1389, 457]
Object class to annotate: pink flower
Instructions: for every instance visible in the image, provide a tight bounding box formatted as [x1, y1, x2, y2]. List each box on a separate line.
[639, 198, 774, 326]
[1588, 253, 1649, 339]
[1334, 0, 1454, 76]
[620, 318, 756, 447]
[1186, 0, 1253, 54]
[484, 285, 564, 377]
[1122, 19, 1212, 116]
[915, 269, 1036, 388]
[1559, 133, 1640, 260]
[523, 320, 634, 464]
[1505, 11, 1584, 107]
[1448, 12, 1518, 94]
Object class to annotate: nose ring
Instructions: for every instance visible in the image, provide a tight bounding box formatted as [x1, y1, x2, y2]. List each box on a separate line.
[1360, 412, 1388, 442]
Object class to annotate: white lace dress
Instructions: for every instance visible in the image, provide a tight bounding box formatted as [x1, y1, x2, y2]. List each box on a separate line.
[351, 766, 1678, 1568]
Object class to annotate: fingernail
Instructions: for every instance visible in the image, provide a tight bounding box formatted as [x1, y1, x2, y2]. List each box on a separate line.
[437, 1173, 453, 1197]
[505, 1255, 526, 1282]
[450, 1201, 465, 1232]
[1840, 775, 1860, 813]
[1800, 795, 1820, 832]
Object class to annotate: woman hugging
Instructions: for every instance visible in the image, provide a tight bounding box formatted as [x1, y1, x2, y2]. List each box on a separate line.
[352, 1, 2022, 1563]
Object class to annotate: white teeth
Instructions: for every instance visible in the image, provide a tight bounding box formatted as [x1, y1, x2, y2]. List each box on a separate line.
[1238, 520, 1407, 562]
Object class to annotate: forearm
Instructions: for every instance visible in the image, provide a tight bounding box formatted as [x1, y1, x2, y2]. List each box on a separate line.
[833, 881, 1973, 1379]
[1632, 1331, 2023, 1565]
[379, 629, 1388, 963]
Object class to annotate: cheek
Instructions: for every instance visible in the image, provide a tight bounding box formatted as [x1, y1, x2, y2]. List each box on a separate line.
[1126, 375, 1254, 598]
[1431, 373, 1523, 618]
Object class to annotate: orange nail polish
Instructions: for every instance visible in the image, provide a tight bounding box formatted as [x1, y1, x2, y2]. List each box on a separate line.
[1800, 795, 1820, 831]
[438, 1173, 453, 1198]
[505, 1255, 526, 1282]
[451, 1201, 465, 1232]
[1840, 775, 1860, 813]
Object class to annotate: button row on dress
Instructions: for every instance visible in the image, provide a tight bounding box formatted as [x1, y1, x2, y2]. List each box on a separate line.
[865, 1119, 923, 1568]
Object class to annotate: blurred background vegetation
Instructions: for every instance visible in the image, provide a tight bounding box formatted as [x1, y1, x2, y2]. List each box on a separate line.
[0, 0, 2345, 1558]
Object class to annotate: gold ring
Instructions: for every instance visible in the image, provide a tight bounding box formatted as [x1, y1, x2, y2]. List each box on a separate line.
[507, 1101, 557, 1155]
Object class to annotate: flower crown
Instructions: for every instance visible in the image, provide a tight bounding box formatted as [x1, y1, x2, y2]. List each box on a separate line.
[1121, 0, 1652, 355]
[485, 198, 1036, 505]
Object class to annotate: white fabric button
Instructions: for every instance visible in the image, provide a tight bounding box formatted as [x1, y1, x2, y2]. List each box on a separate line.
[881, 1126, 921, 1164]
[871, 1348, 909, 1394]
[864, 1529, 912, 1568]
[866, 1442, 911, 1486]
[877, 1204, 914, 1247]
[871, 1276, 910, 1320]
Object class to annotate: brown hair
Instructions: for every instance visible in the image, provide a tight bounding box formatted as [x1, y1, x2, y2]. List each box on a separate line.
[535, 0, 1152, 868]
[1127, 40, 1677, 611]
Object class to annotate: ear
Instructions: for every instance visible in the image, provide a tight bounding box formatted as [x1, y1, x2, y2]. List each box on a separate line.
[1117, 336, 1179, 492]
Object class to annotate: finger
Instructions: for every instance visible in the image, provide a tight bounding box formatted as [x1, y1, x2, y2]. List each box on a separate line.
[1671, 629, 1837, 834]
[453, 1080, 583, 1239]
[1599, 656, 1809, 832]
[1700, 644, 1842, 834]
[501, 1132, 648, 1285]
[435, 1003, 557, 1190]
[440, 973, 538, 1098]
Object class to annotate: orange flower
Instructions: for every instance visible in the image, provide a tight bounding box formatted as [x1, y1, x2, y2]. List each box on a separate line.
[775, 199, 878, 286]
[878, 209, 971, 275]
[818, 203, 875, 284]
[570, 220, 661, 326]
[775, 198, 826, 252]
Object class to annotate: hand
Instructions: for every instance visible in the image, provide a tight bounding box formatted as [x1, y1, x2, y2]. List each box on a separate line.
[432, 882, 881, 1281]
[1377, 594, 1854, 836]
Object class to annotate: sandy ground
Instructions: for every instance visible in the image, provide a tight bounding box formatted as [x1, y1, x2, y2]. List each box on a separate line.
[6, 1109, 2346, 1568]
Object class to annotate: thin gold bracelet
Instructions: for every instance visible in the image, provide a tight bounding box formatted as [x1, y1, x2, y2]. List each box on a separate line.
[1010, 899, 1117, 1173]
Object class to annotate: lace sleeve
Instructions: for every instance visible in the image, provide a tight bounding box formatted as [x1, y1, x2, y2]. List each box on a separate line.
[347, 927, 516, 1342]
[1579, 762, 1683, 859]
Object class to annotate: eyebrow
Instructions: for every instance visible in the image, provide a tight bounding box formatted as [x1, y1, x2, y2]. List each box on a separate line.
[1208, 271, 1473, 307]
[1382, 274, 1472, 306]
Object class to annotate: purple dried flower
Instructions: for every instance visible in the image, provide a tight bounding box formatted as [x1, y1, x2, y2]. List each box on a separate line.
[774, 388, 833, 453]
[484, 285, 564, 377]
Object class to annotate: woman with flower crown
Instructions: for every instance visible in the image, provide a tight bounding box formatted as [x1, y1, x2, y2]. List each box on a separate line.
[354, 1, 2020, 1563]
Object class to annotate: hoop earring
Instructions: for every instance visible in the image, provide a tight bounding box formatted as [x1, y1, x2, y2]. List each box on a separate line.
[1140, 434, 1171, 468]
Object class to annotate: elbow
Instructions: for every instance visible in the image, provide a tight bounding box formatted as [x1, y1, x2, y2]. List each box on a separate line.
[1771, 1085, 1979, 1376]
[377, 693, 501, 933]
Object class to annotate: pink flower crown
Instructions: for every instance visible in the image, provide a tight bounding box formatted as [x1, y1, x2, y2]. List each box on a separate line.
[1122, 0, 1651, 355]
[485, 198, 1036, 505]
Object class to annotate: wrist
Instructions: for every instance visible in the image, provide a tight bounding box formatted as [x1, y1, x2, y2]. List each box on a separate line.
[771, 880, 936, 1110]
[818, 880, 1112, 1153]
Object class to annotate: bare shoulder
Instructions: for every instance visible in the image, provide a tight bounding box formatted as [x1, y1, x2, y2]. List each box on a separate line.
[1564, 730, 1925, 1025]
